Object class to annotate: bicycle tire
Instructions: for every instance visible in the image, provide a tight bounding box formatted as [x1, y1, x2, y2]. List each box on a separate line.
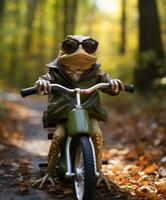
[71, 136, 96, 200]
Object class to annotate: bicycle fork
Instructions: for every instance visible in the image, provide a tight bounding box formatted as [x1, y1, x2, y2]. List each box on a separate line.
[65, 136, 99, 178]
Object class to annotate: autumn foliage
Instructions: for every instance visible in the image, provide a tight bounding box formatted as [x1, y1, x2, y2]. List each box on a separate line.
[0, 95, 166, 199]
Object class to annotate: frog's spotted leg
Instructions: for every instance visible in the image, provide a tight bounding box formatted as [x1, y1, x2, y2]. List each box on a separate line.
[91, 118, 111, 190]
[32, 123, 65, 189]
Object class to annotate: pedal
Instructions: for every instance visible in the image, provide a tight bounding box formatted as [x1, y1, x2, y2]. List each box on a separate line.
[102, 160, 109, 165]
[39, 162, 48, 168]
[48, 133, 53, 140]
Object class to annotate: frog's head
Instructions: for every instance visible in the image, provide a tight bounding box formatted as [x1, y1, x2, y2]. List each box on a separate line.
[58, 35, 98, 71]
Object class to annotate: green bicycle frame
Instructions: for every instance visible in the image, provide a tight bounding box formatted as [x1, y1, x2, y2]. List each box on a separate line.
[67, 108, 92, 136]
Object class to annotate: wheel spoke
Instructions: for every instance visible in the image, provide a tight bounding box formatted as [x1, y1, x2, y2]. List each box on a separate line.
[72, 137, 96, 200]
[74, 145, 85, 200]
[78, 152, 83, 168]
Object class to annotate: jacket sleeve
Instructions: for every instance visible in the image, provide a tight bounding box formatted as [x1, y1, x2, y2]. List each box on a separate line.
[37, 69, 55, 83]
[97, 69, 119, 96]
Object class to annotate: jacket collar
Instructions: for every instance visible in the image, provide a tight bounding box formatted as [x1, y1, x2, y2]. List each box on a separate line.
[46, 58, 100, 81]
[46, 58, 59, 68]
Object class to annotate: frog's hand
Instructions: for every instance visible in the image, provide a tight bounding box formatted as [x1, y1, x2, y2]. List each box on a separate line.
[32, 173, 55, 189]
[97, 172, 111, 190]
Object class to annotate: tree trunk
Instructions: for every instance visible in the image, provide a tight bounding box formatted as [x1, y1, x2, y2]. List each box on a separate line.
[139, 0, 164, 58]
[63, 0, 68, 38]
[24, 0, 38, 53]
[134, 0, 165, 92]
[0, 0, 5, 19]
[9, 1, 21, 86]
[0, 0, 5, 75]
[38, 0, 47, 74]
[72, 0, 77, 34]
[53, 1, 61, 55]
[119, 0, 126, 54]
[63, 0, 77, 38]
[161, 0, 166, 51]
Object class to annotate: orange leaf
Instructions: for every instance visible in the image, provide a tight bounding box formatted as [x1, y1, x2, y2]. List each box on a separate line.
[144, 163, 158, 174]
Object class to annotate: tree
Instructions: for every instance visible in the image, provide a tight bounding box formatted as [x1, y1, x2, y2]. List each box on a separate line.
[119, 0, 127, 54]
[161, 0, 166, 51]
[0, 0, 5, 22]
[24, 0, 38, 53]
[134, 0, 165, 92]
[8, 0, 21, 85]
[37, 0, 47, 74]
[53, 0, 62, 55]
[63, 0, 78, 38]
[0, 0, 5, 76]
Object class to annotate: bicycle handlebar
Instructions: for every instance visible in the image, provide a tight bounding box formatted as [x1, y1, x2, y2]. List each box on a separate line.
[20, 83, 135, 98]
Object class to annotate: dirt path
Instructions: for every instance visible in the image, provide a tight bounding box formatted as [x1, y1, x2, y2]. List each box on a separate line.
[0, 94, 58, 200]
[2, 93, 165, 200]
[0, 93, 131, 200]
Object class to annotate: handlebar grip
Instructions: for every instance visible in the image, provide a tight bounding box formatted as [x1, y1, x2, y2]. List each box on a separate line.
[124, 85, 135, 93]
[20, 86, 38, 97]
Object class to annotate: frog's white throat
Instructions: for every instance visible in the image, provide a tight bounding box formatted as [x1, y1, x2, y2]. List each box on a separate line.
[58, 53, 97, 70]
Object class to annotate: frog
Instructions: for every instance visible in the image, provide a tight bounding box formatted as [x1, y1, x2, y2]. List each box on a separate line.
[32, 35, 124, 190]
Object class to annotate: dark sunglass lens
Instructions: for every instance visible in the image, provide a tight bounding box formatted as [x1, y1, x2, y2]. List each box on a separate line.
[82, 39, 98, 53]
[62, 39, 79, 54]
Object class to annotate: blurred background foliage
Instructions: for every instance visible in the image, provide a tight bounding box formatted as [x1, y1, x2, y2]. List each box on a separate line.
[0, 0, 165, 94]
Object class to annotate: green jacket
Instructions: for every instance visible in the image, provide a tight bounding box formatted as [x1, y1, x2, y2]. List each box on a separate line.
[40, 59, 117, 128]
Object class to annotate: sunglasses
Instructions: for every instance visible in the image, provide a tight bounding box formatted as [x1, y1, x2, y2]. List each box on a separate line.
[61, 38, 98, 54]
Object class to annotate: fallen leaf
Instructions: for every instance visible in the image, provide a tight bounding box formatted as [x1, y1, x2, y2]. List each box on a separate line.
[144, 163, 158, 174]
[0, 144, 6, 151]
[155, 178, 166, 193]
[19, 184, 29, 194]
[11, 162, 20, 171]
[16, 176, 24, 182]
[64, 187, 73, 194]
[0, 170, 6, 176]
[158, 167, 166, 177]
[137, 185, 158, 199]
[160, 156, 166, 163]
[3, 174, 13, 177]
[137, 153, 152, 167]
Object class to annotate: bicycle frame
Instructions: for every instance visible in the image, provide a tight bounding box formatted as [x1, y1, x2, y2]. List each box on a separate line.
[59, 86, 105, 178]
[20, 82, 134, 179]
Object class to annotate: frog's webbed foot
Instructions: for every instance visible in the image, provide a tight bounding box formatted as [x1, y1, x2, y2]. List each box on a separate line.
[97, 172, 111, 190]
[32, 173, 55, 189]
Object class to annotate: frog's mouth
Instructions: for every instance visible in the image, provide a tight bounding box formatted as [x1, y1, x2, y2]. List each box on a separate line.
[58, 53, 97, 70]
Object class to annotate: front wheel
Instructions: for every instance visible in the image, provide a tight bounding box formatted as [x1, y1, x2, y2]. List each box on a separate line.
[71, 136, 96, 200]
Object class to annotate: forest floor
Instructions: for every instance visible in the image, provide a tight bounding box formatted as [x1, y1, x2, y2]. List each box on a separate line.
[0, 92, 166, 200]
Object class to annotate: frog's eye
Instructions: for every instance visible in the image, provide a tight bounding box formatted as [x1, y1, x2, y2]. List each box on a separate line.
[82, 39, 98, 54]
[61, 39, 79, 54]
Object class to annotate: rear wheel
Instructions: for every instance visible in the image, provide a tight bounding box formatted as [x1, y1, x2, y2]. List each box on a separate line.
[71, 136, 96, 200]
